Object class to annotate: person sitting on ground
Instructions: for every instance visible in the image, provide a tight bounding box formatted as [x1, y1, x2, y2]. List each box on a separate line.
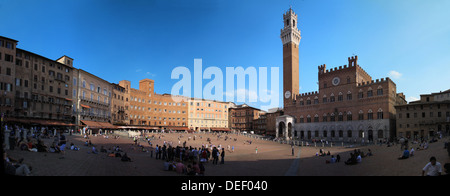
[193, 162, 200, 174]
[70, 143, 79, 151]
[4, 152, 32, 176]
[398, 148, 410, 160]
[410, 147, 415, 157]
[186, 164, 196, 176]
[50, 142, 61, 153]
[100, 146, 107, 153]
[19, 141, 29, 151]
[330, 155, 336, 163]
[36, 140, 48, 152]
[345, 153, 358, 165]
[121, 153, 132, 162]
[91, 146, 99, 154]
[199, 162, 205, 176]
[360, 151, 367, 158]
[163, 160, 170, 171]
[108, 151, 115, 157]
[367, 149, 373, 156]
[176, 161, 185, 174]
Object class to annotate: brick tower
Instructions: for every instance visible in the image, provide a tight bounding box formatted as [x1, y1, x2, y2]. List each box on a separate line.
[280, 8, 301, 107]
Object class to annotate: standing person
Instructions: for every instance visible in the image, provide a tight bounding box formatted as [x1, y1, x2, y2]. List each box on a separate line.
[158, 145, 163, 160]
[220, 148, 225, 164]
[422, 157, 442, 176]
[336, 154, 341, 163]
[149, 146, 154, 158]
[291, 145, 295, 156]
[255, 146, 258, 154]
[212, 147, 218, 165]
[155, 145, 159, 159]
[162, 145, 167, 160]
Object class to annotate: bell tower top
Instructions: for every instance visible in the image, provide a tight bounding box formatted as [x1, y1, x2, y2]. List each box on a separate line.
[280, 8, 301, 46]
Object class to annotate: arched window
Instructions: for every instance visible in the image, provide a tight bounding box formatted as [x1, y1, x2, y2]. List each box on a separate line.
[358, 110, 364, 120]
[347, 111, 353, 121]
[377, 85, 383, 96]
[368, 109, 374, 120]
[377, 108, 384, 119]
[347, 91, 352, 100]
[367, 87, 373, 97]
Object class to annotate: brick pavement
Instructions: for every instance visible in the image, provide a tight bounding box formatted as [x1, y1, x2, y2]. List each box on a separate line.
[8, 132, 448, 176]
[5, 132, 297, 176]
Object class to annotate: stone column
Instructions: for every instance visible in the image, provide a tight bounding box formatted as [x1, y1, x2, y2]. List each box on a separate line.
[275, 124, 279, 139]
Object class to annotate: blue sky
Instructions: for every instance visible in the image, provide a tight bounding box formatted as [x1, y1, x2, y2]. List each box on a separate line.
[1, 0, 450, 110]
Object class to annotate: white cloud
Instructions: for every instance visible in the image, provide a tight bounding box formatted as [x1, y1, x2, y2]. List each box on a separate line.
[388, 70, 402, 79]
[406, 96, 419, 103]
[146, 72, 156, 77]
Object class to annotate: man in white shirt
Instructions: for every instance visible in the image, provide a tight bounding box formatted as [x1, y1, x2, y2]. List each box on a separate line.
[422, 157, 442, 176]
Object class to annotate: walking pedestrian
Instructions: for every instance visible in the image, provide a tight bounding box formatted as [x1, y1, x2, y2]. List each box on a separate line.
[220, 148, 225, 164]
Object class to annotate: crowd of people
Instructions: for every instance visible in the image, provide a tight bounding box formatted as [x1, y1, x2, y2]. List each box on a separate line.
[138, 132, 234, 176]
[3, 124, 74, 175]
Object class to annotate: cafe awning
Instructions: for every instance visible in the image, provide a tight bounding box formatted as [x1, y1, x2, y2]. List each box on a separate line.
[81, 120, 117, 129]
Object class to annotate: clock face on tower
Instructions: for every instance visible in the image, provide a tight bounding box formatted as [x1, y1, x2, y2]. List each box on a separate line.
[332, 77, 341, 86]
[285, 91, 291, 99]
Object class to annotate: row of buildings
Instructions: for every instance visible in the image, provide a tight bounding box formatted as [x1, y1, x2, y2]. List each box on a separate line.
[2, 8, 448, 139]
[0, 35, 283, 135]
